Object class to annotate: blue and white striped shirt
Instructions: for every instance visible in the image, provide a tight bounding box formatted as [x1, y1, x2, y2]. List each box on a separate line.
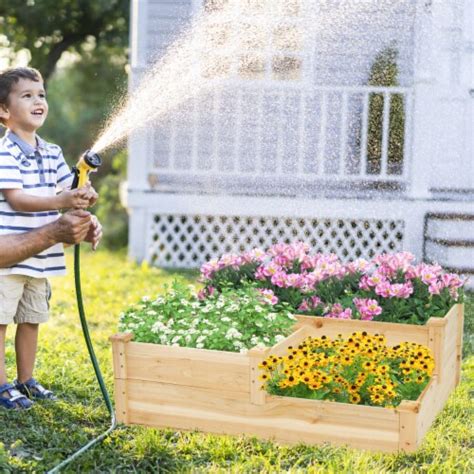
[0, 130, 74, 277]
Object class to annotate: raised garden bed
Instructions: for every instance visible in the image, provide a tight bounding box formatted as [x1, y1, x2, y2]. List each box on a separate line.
[110, 303, 463, 452]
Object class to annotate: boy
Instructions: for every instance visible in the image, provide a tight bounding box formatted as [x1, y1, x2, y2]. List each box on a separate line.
[0, 67, 97, 409]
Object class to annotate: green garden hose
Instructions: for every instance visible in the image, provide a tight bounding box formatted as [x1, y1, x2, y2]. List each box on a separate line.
[48, 151, 117, 473]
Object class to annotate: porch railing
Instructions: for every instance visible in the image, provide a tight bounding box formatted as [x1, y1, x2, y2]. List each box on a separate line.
[150, 84, 413, 190]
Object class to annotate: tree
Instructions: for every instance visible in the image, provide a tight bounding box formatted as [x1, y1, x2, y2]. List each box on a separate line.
[366, 47, 405, 176]
[0, 0, 129, 82]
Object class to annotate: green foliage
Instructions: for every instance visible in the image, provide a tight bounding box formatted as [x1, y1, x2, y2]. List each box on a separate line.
[366, 47, 405, 175]
[40, 43, 127, 163]
[0, 250, 472, 472]
[119, 281, 296, 352]
[0, 0, 129, 82]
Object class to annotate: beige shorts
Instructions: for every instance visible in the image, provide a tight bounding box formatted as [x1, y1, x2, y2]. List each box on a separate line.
[0, 275, 51, 325]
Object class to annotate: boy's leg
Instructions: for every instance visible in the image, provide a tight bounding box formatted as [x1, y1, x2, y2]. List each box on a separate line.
[15, 323, 39, 383]
[14, 277, 56, 400]
[0, 275, 25, 385]
[0, 325, 7, 385]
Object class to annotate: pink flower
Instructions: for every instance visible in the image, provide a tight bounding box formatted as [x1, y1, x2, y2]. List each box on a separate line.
[285, 273, 304, 288]
[258, 289, 278, 305]
[367, 273, 386, 287]
[200, 259, 219, 281]
[271, 271, 287, 288]
[388, 282, 413, 299]
[428, 282, 442, 295]
[347, 258, 371, 275]
[298, 300, 311, 312]
[310, 296, 321, 307]
[262, 262, 282, 277]
[197, 289, 207, 301]
[375, 281, 392, 298]
[354, 297, 382, 320]
[254, 266, 267, 281]
[325, 303, 353, 320]
[197, 286, 216, 300]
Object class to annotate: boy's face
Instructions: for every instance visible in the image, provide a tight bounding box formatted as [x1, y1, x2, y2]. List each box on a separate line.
[0, 78, 48, 133]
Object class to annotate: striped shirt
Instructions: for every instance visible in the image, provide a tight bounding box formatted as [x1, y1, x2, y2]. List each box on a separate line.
[0, 130, 74, 277]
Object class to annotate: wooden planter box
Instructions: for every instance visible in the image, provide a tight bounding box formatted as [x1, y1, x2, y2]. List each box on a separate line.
[110, 304, 463, 452]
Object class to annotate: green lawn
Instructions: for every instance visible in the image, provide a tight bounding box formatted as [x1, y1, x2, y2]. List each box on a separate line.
[1, 249, 473, 473]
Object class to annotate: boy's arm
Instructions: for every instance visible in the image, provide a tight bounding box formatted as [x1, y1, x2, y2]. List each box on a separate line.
[2, 188, 63, 212]
[2, 188, 91, 212]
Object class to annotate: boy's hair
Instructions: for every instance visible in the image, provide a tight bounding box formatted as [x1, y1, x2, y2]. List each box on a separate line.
[0, 67, 43, 125]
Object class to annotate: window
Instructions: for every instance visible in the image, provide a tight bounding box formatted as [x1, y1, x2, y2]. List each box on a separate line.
[199, 0, 304, 81]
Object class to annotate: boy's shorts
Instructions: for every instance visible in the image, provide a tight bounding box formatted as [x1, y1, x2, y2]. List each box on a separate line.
[0, 275, 51, 325]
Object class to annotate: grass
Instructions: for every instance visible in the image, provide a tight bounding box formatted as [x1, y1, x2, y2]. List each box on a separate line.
[1, 249, 473, 473]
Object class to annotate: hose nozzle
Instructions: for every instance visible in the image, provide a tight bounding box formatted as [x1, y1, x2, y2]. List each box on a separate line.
[72, 150, 102, 189]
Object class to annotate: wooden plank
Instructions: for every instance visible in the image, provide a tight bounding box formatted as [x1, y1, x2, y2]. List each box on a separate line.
[127, 379, 251, 415]
[114, 378, 129, 424]
[294, 316, 429, 346]
[416, 373, 456, 443]
[110, 334, 133, 423]
[125, 344, 250, 392]
[397, 400, 419, 452]
[110, 333, 133, 379]
[267, 326, 309, 357]
[455, 304, 464, 385]
[264, 395, 398, 431]
[248, 347, 269, 405]
[127, 341, 249, 365]
[127, 402, 400, 452]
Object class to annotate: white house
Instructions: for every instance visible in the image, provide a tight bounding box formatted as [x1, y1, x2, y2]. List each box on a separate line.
[126, 0, 473, 285]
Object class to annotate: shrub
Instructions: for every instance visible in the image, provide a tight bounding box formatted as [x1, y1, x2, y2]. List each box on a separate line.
[119, 281, 296, 353]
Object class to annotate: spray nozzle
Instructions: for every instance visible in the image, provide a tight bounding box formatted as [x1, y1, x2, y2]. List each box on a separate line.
[81, 150, 102, 169]
[72, 150, 102, 189]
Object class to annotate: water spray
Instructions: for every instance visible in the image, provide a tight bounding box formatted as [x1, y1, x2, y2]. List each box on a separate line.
[48, 149, 116, 473]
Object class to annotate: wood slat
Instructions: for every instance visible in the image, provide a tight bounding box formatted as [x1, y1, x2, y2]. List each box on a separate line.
[294, 315, 429, 346]
[125, 342, 250, 391]
[127, 402, 400, 452]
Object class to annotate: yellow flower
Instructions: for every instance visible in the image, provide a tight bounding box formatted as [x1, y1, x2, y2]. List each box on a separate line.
[350, 393, 361, 404]
[370, 393, 384, 404]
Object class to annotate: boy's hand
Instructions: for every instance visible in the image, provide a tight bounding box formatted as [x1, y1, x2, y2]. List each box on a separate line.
[57, 188, 90, 209]
[82, 181, 99, 207]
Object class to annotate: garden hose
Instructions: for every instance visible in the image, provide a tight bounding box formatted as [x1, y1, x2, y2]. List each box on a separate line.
[48, 150, 117, 473]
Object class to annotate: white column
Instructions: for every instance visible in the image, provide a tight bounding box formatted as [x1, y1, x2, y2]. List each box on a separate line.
[408, 1, 437, 199]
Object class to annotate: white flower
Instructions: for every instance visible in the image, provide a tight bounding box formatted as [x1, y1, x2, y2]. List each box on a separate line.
[197, 335, 206, 343]
[151, 321, 167, 333]
[154, 297, 165, 304]
[146, 310, 157, 316]
[226, 328, 243, 339]
[166, 319, 174, 326]
[202, 307, 210, 313]
[196, 343, 204, 349]
[141, 296, 150, 302]
[221, 317, 231, 323]
[263, 337, 270, 343]
[287, 312, 296, 320]
[171, 342, 180, 347]
[254, 305, 263, 313]
[266, 312, 277, 321]
[274, 334, 286, 343]
[171, 335, 181, 344]
[250, 336, 259, 345]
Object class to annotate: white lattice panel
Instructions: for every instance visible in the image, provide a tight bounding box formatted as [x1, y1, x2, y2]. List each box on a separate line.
[148, 213, 404, 267]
